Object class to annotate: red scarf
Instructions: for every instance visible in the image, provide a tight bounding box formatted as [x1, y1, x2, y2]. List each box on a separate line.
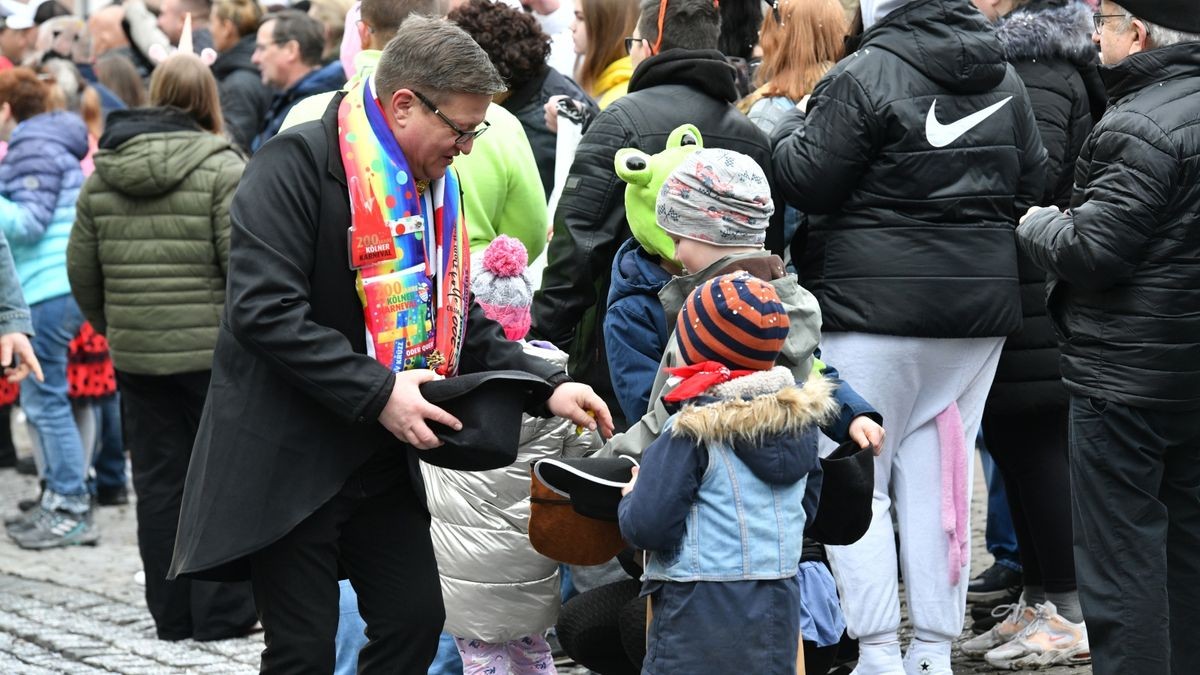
[663, 361, 755, 403]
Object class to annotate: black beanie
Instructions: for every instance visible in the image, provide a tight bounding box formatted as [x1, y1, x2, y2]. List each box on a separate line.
[1117, 0, 1200, 34]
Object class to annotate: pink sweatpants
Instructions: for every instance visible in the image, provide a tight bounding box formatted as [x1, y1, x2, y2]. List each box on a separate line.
[453, 634, 558, 675]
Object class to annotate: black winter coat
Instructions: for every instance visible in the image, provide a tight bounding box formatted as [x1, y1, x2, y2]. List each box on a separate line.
[987, 0, 1102, 414]
[771, 0, 1047, 339]
[211, 35, 272, 154]
[502, 66, 598, 199]
[530, 49, 779, 429]
[169, 95, 567, 581]
[1017, 42, 1200, 411]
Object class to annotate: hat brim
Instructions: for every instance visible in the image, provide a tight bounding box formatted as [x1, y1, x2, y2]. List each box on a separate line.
[415, 370, 554, 471]
[533, 456, 639, 522]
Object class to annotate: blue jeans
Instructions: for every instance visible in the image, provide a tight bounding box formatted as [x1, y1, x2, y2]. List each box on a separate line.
[91, 393, 126, 491]
[980, 442, 1021, 571]
[334, 580, 463, 675]
[21, 294, 87, 502]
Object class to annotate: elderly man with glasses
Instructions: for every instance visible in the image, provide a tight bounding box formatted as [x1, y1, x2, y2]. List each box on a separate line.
[168, 16, 613, 674]
[1017, 1, 1200, 673]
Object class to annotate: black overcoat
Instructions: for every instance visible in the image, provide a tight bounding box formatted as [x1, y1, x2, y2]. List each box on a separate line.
[170, 94, 566, 581]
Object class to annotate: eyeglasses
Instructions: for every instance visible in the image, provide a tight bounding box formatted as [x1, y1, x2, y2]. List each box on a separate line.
[624, 36, 648, 54]
[411, 90, 490, 146]
[1092, 12, 1125, 31]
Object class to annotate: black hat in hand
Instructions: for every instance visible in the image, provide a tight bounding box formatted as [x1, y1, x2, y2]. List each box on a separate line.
[417, 370, 553, 471]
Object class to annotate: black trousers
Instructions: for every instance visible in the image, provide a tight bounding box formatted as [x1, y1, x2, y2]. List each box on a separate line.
[982, 406, 1075, 591]
[248, 453, 443, 674]
[1068, 395, 1200, 675]
[117, 370, 257, 641]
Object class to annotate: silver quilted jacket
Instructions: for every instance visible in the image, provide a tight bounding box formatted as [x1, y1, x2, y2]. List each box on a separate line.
[421, 342, 600, 642]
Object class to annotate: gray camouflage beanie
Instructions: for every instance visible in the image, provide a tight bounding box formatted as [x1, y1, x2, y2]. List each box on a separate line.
[656, 148, 774, 248]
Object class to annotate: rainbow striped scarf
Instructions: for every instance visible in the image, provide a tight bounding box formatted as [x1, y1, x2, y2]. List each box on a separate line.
[338, 76, 469, 376]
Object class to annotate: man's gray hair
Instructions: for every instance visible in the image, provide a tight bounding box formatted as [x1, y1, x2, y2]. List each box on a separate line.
[1118, 10, 1200, 48]
[375, 15, 505, 106]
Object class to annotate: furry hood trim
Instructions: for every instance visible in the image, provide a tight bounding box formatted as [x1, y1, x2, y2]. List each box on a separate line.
[671, 372, 836, 446]
[996, 1, 1096, 66]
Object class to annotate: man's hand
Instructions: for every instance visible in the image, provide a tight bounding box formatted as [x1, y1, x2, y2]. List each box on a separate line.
[621, 465, 639, 497]
[848, 415, 885, 455]
[1019, 204, 1058, 225]
[547, 382, 615, 439]
[378, 369, 462, 450]
[1, 332, 41, 383]
[543, 95, 569, 134]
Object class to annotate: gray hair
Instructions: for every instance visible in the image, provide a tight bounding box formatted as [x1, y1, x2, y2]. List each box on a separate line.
[1117, 10, 1200, 48]
[375, 15, 505, 106]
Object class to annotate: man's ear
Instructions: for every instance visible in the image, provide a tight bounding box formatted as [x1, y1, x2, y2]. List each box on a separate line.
[389, 88, 417, 126]
[1130, 17, 1150, 54]
[357, 20, 371, 50]
[282, 39, 301, 64]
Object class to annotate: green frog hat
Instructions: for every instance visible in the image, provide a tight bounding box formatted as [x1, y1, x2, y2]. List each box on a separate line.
[614, 124, 703, 263]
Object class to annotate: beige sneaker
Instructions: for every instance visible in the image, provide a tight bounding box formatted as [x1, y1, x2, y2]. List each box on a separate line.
[960, 601, 1035, 659]
[984, 601, 1090, 670]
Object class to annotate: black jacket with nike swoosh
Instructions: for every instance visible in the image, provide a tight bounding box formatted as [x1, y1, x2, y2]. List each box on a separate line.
[771, 0, 1047, 338]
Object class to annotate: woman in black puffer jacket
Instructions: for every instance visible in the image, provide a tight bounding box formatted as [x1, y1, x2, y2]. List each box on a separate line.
[969, 0, 1106, 662]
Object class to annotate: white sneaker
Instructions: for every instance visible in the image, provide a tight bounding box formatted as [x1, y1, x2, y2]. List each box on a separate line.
[960, 600, 1036, 658]
[852, 640, 906, 675]
[903, 639, 951, 675]
[984, 601, 1090, 670]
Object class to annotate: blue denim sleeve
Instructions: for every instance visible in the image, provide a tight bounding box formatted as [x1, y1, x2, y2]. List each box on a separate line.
[816, 351, 881, 443]
[618, 430, 704, 552]
[0, 229, 31, 335]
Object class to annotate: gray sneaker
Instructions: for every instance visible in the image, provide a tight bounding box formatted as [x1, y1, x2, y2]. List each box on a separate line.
[4, 507, 41, 533]
[10, 507, 99, 549]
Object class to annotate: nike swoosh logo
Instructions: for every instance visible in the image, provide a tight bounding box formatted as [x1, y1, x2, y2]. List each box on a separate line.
[925, 96, 1013, 148]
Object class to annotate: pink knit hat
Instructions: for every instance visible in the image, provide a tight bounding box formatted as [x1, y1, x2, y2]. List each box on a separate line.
[472, 236, 533, 341]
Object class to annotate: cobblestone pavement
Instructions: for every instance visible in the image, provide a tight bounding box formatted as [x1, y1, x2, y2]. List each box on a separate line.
[0, 437, 1089, 673]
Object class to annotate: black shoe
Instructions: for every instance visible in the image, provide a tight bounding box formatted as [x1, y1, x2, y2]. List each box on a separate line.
[15, 456, 36, 476]
[967, 563, 1022, 603]
[96, 486, 129, 506]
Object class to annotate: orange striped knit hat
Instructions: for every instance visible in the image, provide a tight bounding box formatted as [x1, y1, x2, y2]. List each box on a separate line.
[675, 272, 789, 371]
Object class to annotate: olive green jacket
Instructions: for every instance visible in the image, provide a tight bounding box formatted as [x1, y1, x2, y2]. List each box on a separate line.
[67, 108, 245, 375]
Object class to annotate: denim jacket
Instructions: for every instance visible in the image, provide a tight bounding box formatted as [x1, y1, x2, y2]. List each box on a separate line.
[619, 368, 834, 582]
[0, 230, 32, 335]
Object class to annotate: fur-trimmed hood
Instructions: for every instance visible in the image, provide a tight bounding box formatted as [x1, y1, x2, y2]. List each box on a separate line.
[670, 370, 835, 485]
[996, 0, 1096, 66]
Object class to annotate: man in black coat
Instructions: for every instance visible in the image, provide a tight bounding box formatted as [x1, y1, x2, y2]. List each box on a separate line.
[768, 0, 1046, 671]
[1017, 2, 1200, 672]
[529, 0, 781, 430]
[168, 17, 612, 674]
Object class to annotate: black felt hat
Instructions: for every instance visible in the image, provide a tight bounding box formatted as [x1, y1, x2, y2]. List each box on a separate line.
[807, 441, 875, 546]
[416, 370, 553, 471]
[1118, 0, 1200, 34]
[532, 456, 639, 522]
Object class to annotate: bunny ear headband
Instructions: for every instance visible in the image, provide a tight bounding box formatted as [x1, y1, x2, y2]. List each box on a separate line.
[149, 13, 217, 66]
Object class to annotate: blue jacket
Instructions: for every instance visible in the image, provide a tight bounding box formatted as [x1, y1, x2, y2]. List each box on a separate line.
[0, 111, 89, 307]
[0, 229, 31, 335]
[252, 61, 347, 153]
[604, 239, 879, 438]
[619, 371, 829, 674]
[605, 238, 674, 421]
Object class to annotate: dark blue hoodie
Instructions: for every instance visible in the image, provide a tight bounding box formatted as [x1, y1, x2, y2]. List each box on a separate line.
[251, 60, 347, 153]
[605, 237, 674, 421]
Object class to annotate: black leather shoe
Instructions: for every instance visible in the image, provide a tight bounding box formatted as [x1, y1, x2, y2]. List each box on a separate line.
[967, 563, 1022, 603]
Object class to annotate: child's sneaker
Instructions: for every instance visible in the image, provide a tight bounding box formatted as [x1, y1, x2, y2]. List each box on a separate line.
[984, 601, 1090, 670]
[960, 600, 1035, 658]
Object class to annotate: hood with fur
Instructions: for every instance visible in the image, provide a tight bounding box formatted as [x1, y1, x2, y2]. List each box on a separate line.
[996, 0, 1096, 67]
[672, 370, 835, 485]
